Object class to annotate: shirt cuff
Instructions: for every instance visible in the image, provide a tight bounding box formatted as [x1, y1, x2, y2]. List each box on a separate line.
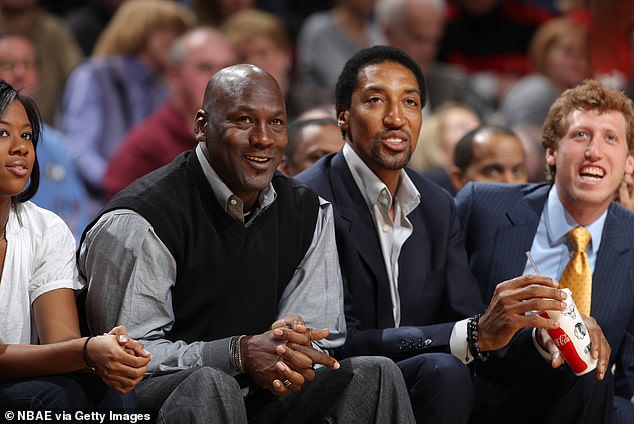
[202, 336, 236, 375]
[451, 318, 473, 364]
[531, 328, 552, 362]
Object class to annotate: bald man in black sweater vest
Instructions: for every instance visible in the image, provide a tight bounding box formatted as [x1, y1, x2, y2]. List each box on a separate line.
[79, 64, 415, 423]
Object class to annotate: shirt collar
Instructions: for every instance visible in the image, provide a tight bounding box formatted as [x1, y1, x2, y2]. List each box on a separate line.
[545, 184, 605, 254]
[342, 143, 420, 214]
[195, 143, 276, 225]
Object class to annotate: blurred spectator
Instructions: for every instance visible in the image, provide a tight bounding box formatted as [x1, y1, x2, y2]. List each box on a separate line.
[438, 0, 552, 107]
[617, 22, 634, 213]
[513, 124, 547, 183]
[279, 117, 344, 176]
[411, 102, 481, 195]
[59, 0, 194, 212]
[256, 0, 334, 42]
[617, 173, 634, 213]
[449, 124, 527, 192]
[222, 10, 290, 94]
[295, 103, 336, 120]
[103, 27, 235, 200]
[625, 22, 634, 102]
[222, 8, 329, 118]
[376, 0, 492, 118]
[569, 0, 634, 90]
[499, 18, 590, 127]
[413, 103, 481, 194]
[0, 0, 82, 125]
[296, 0, 384, 98]
[410, 102, 481, 172]
[192, 0, 253, 27]
[64, 0, 127, 56]
[222, 9, 302, 115]
[0, 32, 89, 241]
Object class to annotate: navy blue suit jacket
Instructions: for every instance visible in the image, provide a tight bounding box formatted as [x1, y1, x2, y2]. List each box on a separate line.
[455, 182, 634, 400]
[297, 151, 485, 361]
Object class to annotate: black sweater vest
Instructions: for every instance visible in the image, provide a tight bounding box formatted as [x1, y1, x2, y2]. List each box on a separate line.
[94, 151, 319, 343]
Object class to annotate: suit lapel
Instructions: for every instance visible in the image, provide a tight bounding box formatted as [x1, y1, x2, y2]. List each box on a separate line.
[488, 187, 631, 325]
[488, 186, 549, 290]
[592, 205, 631, 323]
[330, 153, 394, 327]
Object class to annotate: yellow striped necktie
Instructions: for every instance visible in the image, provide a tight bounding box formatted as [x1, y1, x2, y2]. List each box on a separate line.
[560, 226, 592, 316]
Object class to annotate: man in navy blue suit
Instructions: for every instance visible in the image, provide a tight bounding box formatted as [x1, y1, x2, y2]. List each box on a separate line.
[297, 46, 613, 423]
[456, 80, 633, 424]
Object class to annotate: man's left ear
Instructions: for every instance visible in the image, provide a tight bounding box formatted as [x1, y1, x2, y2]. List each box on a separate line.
[336, 109, 349, 129]
[449, 166, 466, 192]
[336, 107, 350, 135]
[278, 154, 292, 176]
[625, 150, 634, 175]
[545, 146, 556, 167]
[193, 109, 208, 142]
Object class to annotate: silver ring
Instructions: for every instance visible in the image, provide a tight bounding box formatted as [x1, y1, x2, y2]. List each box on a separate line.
[283, 379, 292, 387]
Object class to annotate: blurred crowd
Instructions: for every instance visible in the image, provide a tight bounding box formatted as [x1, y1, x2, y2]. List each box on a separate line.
[2, 1, 634, 421]
[3, 0, 634, 241]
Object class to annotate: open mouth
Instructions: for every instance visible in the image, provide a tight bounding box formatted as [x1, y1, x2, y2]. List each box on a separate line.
[579, 165, 605, 182]
[245, 154, 273, 169]
[6, 164, 29, 177]
[246, 155, 269, 163]
[381, 135, 408, 152]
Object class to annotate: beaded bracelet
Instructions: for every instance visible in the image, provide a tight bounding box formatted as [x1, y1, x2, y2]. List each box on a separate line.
[230, 335, 246, 374]
[83, 336, 97, 373]
[467, 314, 489, 362]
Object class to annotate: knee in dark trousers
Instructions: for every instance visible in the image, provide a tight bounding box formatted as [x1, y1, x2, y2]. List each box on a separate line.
[472, 358, 614, 424]
[613, 395, 634, 424]
[0, 376, 90, 410]
[398, 353, 473, 424]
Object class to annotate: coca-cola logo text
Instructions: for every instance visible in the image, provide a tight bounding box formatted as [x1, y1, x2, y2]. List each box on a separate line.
[554, 334, 570, 346]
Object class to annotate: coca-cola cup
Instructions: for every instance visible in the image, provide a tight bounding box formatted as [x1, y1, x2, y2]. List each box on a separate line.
[539, 288, 597, 376]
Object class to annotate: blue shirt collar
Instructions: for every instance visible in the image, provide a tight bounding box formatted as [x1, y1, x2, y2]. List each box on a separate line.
[545, 184, 606, 254]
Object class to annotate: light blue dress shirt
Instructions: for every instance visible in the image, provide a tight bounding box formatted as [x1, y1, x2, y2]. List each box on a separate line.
[523, 184, 606, 280]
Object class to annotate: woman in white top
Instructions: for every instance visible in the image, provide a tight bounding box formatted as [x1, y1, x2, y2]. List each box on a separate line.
[0, 80, 150, 413]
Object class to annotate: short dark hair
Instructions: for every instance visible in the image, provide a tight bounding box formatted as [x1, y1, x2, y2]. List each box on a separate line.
[335, 45, 426, 111]
[0, 80, 41, 203]
[286, 117, 338, 158]
[453, 124, 517, 171]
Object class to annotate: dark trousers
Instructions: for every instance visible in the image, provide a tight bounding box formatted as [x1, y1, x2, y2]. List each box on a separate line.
[0, 374, 137, 422]
[397, 352, 474, 424]
[137, 356, 415, 424]
[471, 348, 613, 424]
[613, 395, 634, 424]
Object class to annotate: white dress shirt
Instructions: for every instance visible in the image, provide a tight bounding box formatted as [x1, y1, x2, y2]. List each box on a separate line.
[342, 143, 473, 363]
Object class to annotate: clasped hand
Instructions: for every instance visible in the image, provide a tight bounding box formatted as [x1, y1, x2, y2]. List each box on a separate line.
[86, 326, 151, 393]
[241, 314, 340, 395]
